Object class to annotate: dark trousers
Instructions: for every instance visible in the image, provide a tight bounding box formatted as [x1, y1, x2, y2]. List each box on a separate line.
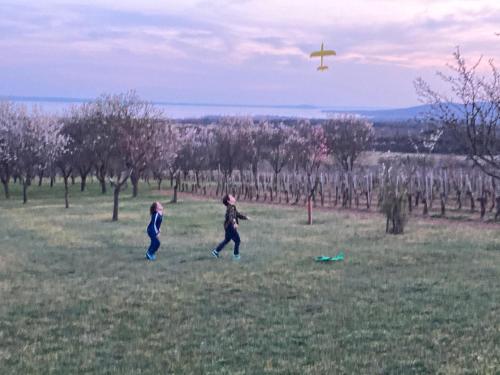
[147, 232, 161, 255]
[215, 225, 241, 255]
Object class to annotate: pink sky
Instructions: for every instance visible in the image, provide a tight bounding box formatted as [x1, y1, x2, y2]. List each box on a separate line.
[1, 0, 500, 107]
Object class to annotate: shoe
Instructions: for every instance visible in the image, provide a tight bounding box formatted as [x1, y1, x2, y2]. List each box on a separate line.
[145, 252, 156, 261]
[233, 254, 241, 260]
[211, 249, 220, 258]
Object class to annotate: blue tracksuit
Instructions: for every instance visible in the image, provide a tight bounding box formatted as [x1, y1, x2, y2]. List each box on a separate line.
[146, 211, 163, 256]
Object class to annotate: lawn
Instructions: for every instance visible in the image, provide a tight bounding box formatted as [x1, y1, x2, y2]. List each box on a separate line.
[0, 182, 499, 374]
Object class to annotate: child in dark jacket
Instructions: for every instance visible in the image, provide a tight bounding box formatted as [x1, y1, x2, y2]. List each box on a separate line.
[145, 201, 163, 261]
[211, 194, 249, 260]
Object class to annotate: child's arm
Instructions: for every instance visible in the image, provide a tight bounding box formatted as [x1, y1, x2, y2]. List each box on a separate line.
[236, 209, 249, 220]
[154, 213, 162, 235]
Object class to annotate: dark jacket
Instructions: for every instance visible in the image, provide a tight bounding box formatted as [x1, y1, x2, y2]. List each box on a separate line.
[224, 204, 247, 230]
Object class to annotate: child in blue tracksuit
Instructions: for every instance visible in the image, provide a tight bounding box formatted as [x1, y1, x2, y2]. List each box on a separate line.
[145, 201, 163, 260]
[211, 194, 249, 260]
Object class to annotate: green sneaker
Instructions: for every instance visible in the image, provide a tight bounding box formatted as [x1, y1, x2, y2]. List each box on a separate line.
[233, 254, 241, 260]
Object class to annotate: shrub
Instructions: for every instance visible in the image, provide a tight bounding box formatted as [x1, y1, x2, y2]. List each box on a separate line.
[379, 164, 408, 234]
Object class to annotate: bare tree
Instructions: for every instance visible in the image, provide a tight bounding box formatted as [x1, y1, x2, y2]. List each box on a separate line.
[379, 162, 408, 234]
[0, 102, 22, 199]
[91, 100, 116, 194]
[55, 145, 74, 209]
[233, 118, 254, 181]
[62, 104, 98, 192]
[15, 109, 66, 203]
[248, 121, 269, 194]
[323, 115, 374, 172]
[289, 121, 328, 224]
[176, 126, 212, 188]
[153, 124, 183, 203]
[128, 114, 166, 198]
[95, 92, 163, 220]
[415, 48, 500, 180]
[212, 117, 252, 193]
[264, 122, 293, 196]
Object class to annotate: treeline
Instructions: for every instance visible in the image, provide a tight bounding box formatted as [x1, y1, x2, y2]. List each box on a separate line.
[178, 118, 465, 154]
[371, 120, 466, 154]
[0, 92, 374, 221]
[2, 91, 499, 230]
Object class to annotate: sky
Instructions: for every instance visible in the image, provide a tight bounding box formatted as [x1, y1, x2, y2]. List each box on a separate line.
[1, 0, 500, 108]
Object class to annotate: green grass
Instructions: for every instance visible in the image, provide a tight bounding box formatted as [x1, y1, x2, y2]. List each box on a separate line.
[0, 181, 499, 374]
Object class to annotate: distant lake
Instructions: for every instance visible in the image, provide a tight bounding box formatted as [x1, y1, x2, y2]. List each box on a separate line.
[13, 100, 333, 119]
[2, 98, 393, 120]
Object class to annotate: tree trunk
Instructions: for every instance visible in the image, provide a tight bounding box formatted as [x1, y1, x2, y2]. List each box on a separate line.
[422, 198, 428, 215]
[195, 171, 200, 188]
[490, 179, 496, 212]
[273, 172, 278, 202]
[64, 177, 69, 209]
[96, 165, 107, 194]
[251, 163, 258, 191]
[495, 197, 500, 221]
[23, 182, 29, 204]
[132, 180, 139, 197]
[170, 174, 180, 203]
[100, 179, 106, 194]
[479, 197, 486, 219]
[319, 180, 324, 207]
[350, 173, 356, 208]
[112, 186, 120, 221]
[307, 196, 312, 225]
[1, 178, 9, 199]
[80, 174, 87, 192]
[131, 172, 139, 198]
[387, 197, 405, 234]
[171, 184, 178, 203]
[468, 192, 475, 212]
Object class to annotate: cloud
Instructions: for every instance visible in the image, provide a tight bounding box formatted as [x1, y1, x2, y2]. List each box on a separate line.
[1, 0, 500, 106]
[3, 0, 499, 67]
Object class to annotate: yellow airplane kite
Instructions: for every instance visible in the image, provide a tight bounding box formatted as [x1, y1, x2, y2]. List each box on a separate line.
[310, 43, 336, 71]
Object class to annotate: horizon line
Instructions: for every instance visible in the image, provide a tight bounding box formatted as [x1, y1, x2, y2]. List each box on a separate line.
[0, 95, 407, 111]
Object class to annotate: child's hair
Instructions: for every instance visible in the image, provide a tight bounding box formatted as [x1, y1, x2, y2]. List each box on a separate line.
[150, 202, 159, 215]
[222, 194, 230, 206]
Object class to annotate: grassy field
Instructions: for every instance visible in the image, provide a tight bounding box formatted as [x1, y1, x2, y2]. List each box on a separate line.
[0, 182, 499, 374]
